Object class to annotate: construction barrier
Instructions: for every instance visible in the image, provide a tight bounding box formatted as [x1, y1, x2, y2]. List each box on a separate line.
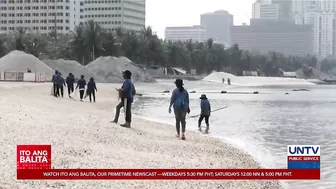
[17, 72, 24, 81]
[4, 72, 18, 81]
[0, 72, 50, 82]
[35, 73, 49, 82]
[23, 73, 36, 82]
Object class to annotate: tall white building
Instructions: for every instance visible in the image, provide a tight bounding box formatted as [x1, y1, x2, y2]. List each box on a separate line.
[293, 0, 336, 57]
[0, 0, 145, 34]
[165, 25, 206, 42]
[80, 0, 145, 32]
[252, 0, 279, 20]
[0, 0, 79, 34]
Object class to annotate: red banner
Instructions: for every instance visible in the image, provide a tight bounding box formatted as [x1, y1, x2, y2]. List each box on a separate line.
[17, 169, 320, 180]
[287, 156, 320, 162]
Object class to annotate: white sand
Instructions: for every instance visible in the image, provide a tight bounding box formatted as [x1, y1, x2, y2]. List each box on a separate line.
[86, 56, 156, 83]
[0, 82, 282, 189]
[0, 51, 54, 78]
[43, 59, 106, 83]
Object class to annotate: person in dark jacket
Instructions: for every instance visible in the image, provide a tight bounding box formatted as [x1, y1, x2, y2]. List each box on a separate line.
[58, 73, 66, 97]
[113, 70, 135, 128]
[66, 73, 75, 98]
[198, 94, 211, 133]
[76, 75, 86, 101]
[52, 70, 59, 97]
[112, 78, 136, 124]
[168, 79, 190, 140]
[86, 77, 97, 102]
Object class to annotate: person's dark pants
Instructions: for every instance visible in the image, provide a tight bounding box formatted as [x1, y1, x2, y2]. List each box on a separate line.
[53, 83, 58, 97]
[113, 99, 124, 122]
[174, 109, 187, 135]
[58, 85, 64, 97]
[88, 90, 96, 102]
[125, 98, 132, 123]
[198, 114, 210, 128]
[79, 90, 85, 100]
[67, 84, 74, 96]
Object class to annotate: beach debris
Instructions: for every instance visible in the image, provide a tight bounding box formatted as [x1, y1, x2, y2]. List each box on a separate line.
[190, 91, 196, 93]
[253, 91, 259, 94]
[285, 93, 289, 95]
[163, 90, 170, 93]
[292, 89, 310, 91]
[221, 91, 227, 94]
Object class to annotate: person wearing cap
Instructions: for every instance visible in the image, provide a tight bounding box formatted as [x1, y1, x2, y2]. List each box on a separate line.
[113, 70, 135, 128]
[198, 94, 211, 133]
[168, 79, 190, 140]
[76, 75, 86, 101]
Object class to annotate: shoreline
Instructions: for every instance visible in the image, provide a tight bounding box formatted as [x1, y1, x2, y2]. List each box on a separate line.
[0, 82, 283, 189]
[135, 114, 288, 188]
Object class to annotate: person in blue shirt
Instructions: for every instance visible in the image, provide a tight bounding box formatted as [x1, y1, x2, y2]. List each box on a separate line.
[76, 75, 86, 101]
[57, 73, 66, 97]
[114, 70, 135, 128]
[51, 70, 59, 97]
[198, 94, 211, 133]
[66, 73, 75, 98]
[112, 73, 136, 125]
[168, 79, 190, 140]
[86, 77, 97, 103]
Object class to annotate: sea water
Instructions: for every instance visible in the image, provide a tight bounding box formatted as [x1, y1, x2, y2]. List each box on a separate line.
[131, 79, 336, 189]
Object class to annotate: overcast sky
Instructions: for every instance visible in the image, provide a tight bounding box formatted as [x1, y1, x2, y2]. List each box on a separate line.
[146, 0, 255, 38]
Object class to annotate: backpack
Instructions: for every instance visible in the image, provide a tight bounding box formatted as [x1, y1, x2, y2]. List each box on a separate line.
[175, 91, 185, 109]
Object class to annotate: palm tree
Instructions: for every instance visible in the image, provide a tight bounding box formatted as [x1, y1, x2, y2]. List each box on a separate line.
[70, 26, 87, 64]
[84, 20, 102, 61]
[0, 36, 7, 57]
[15, 28, 25, 51]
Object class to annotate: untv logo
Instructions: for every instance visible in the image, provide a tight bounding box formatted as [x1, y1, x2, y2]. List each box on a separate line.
[287, 145, 320, 156]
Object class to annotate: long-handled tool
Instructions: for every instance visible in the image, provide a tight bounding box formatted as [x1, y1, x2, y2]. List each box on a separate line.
[189, 106, 228, 118]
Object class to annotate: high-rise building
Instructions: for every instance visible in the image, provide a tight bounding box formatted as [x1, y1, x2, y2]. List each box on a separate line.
[231, 19, 314, 56]
[164, 25, 206, 42]
[0, 0, 79, 34]
[200, 10, 233, 47]
[0, 0, 145, 34]
[252, 0, 292, 20]
[293, 0, 336, 58]
[80, 0, 145, 32]
[252, 0, 279, 20]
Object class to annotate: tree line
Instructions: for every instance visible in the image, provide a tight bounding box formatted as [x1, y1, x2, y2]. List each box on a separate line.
[0, 20, 335, 76]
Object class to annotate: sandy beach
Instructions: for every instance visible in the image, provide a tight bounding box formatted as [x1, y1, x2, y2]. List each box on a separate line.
[0, 82, 282, 189]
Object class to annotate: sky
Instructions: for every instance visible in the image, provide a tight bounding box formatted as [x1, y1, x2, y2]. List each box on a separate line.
[146, 0, 255, 39]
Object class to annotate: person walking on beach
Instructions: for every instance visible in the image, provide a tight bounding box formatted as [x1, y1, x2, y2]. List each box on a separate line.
[113, 70, 135, 128]
[198, 94, 211, 133]
[52, 70, 60, 97]
[168, 79, 190, 140]
[57, 73, 66, 97]
[66, 73, 75, 98]
[86, 77, 97, 103]
[76, 75, 86, 101]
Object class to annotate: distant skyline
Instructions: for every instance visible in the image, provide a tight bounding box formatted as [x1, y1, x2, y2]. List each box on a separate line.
[146, 0, 254, 39]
